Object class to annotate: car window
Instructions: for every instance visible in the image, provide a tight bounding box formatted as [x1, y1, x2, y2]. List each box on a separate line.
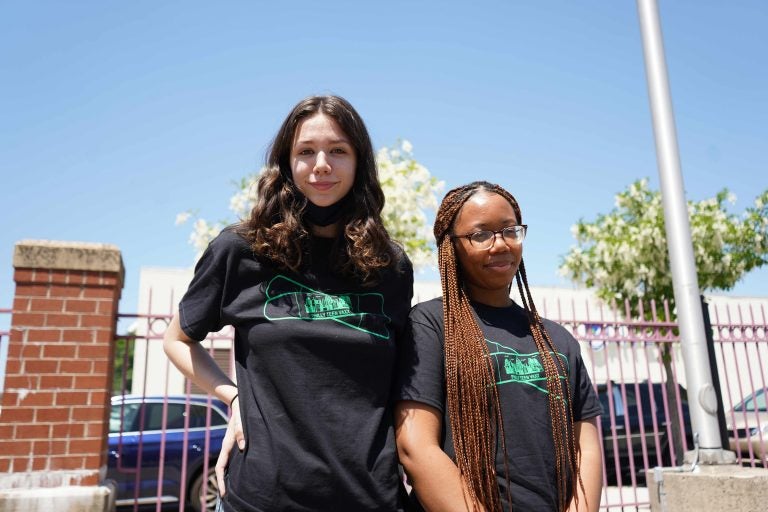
[612, 386, 624, 416]
[111, 399, 228, 433]
[739, 389, 767, 412]
[189, 405, 227, 427]
[110, 403, 141, 434]
[598, 384, 625, 418]
[142, 403, 186, 430]
[143, 402, 228, 430]
[188, 403, 228, 427]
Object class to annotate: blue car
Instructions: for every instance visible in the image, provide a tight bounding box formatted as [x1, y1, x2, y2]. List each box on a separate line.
[108, 395, 229, 511]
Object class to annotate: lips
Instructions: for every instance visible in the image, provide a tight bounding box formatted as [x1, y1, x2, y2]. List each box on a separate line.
[308, 181, 338, 191]
[485, 260, 514, 270]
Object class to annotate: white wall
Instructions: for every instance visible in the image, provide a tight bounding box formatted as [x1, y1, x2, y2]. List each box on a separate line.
[130, 267, 193, 395]
[130, 267, 767, 406]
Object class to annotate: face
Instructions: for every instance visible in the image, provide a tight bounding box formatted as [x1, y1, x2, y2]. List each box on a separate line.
[452, 191, 523, 306]
[290, 113, 357, 207]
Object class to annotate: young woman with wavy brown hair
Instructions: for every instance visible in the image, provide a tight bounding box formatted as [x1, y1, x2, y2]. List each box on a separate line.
[237, 94, 397, 284]
[395, 181, 602, 511]
[164, 95, 413, 511]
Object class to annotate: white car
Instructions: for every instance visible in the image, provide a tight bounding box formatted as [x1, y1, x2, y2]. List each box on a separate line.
[727, 388, 768, 462]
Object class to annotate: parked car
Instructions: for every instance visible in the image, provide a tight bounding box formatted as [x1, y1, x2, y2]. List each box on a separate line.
[596, 381, 693, 484]
[727, 388, 768, 462]
[108, 395, 229, 511]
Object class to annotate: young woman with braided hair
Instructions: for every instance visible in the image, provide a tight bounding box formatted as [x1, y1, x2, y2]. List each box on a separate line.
[395, 181, 602, 511]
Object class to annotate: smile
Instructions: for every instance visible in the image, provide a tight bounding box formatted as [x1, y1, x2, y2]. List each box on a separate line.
[485, 261, 513, 270]
[309, 182, 338, 191]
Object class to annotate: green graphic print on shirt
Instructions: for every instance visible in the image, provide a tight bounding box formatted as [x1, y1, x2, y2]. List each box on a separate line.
[487, 339, 569, 394]
[263, 275, 391, 339]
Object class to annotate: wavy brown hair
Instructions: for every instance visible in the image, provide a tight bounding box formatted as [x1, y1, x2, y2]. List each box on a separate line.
[434, 181, 583, 511]
[237, 95, 396, 284]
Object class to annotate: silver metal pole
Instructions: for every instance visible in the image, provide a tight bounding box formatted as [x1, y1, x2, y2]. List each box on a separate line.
[636, 0, 735, 463]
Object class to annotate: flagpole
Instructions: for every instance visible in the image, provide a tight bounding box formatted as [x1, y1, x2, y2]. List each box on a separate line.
[636, 0, 735, 464]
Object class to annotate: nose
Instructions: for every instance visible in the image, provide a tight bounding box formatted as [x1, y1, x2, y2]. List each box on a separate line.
[313, 151, 331, 174]
[488, 232, 511, 252]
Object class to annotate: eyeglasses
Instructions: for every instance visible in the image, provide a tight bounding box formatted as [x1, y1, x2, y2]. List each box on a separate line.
[451, 225, 528, 250]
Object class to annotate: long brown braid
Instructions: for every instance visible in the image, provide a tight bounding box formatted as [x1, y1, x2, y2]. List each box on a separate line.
[434, 181, 584, 511]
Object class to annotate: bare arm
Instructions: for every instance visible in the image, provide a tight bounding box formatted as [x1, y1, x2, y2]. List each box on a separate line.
[163, 314, 245, 497]
[567, 417, 602, 512]
[162, 314, 238, 404]
[395, 401, 484, 512]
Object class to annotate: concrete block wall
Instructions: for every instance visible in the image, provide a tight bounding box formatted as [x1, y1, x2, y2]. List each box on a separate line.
[648, 464, 768, 512]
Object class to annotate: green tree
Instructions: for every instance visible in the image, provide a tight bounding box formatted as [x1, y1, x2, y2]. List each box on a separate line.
[177, 140, 444, 269]
[559, 178, 768, 462]
[560, 179, 768, 303]
[112, 336, 134, 394]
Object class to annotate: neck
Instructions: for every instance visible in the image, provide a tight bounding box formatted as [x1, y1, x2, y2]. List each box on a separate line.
[466, 286, 513, 308]
[304, 194, 351, 227]
[310, 222, 339, 238]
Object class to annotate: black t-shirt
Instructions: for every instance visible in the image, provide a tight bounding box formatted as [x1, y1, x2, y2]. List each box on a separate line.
[396, 298, 602, 512]
[179, 229, 414, 512]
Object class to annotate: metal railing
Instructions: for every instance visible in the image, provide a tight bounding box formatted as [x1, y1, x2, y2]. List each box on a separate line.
[543, 296, 689, 509]
[110, 311, 232, 512]
[710, 300, 768, 467]
[108, 295, 767, 512]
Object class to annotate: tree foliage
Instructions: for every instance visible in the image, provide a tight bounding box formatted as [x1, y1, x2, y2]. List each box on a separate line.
[559, 179, 768, 462]
[559, 179, 768, 304]
[112, 336, 134, 394]
[177, 140, 444, 269]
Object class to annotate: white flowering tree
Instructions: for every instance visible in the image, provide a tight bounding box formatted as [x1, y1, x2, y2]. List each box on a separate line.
[559, 179, 768, 462]
[559, 178, 768, 305]
[177, 140, 444, 270]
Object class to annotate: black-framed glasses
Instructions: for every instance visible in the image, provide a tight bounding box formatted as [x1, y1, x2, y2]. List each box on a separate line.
[451, 225, 528, 250]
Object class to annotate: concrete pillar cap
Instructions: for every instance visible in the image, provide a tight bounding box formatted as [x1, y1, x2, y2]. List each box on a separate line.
[13, 239, 124, 280]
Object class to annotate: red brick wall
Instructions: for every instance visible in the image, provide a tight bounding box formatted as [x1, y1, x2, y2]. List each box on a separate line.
[0, 242, 123, 488]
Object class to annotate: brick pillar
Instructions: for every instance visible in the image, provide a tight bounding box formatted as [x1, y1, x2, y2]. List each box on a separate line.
[0, 240, 123, 510]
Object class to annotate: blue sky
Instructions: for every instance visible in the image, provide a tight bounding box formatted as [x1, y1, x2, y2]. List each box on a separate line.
[1, 1, 766, 325]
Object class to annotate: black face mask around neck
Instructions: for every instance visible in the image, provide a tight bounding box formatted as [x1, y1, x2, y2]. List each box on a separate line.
[303, 193, 353, 227]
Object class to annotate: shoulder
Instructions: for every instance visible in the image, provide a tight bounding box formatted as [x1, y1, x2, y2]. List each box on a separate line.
[209, 225, 251, 253]
[376, 242, 413, 288]
[539, 316, 580, 349]
[193, 226, 267, 279]
[389, 242, 413, 274]
[200, 226, 260, 265]
[410, 297, 444, 324]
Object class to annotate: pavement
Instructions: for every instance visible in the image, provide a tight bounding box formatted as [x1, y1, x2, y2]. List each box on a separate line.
[601, 485, 651, 511]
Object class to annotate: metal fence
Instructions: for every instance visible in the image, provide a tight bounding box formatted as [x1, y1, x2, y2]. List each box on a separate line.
[709, 300, 768, 469]
[110, 310, 232, 512]
[106, 295, 767, 512]
[541, 296, 687, 509]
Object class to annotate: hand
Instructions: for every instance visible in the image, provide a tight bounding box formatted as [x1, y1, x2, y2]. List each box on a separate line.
[216, 396, 246, 497]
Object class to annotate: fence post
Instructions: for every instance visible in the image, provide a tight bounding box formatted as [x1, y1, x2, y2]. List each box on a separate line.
[700, 295, 731, 452]
[0, 240, 123, 511]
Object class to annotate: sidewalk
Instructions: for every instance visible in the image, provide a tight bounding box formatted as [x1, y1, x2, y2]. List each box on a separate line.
[601, 485, 650, 511]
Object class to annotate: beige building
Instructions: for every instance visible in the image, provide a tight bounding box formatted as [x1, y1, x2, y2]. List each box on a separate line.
[130, 267, 768, 413]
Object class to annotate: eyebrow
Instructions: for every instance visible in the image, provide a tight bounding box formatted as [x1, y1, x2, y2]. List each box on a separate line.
[466, 220, 519, 229]
[294, 138, 352, 146]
